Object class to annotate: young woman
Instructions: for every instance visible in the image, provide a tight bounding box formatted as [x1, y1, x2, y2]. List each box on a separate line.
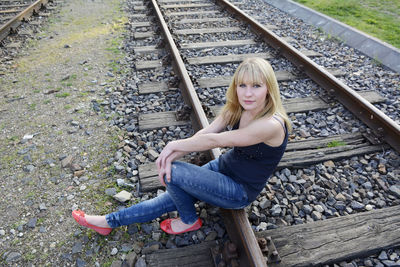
[72, 57, 291, 235]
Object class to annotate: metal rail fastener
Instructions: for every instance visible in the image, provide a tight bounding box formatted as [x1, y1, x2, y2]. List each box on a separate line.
[0, 0, 49, 42]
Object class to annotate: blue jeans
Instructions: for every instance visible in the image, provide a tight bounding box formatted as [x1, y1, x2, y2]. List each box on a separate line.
[105, 159, 249, 228]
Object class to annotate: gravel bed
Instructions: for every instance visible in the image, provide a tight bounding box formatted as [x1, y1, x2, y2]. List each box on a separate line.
[182, 43, 274, 58]
[232, 0, 400, 124]
[98, 0, 400, 265]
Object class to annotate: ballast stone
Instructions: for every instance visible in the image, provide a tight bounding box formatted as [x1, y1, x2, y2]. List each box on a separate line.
[389, 185, 400, 198]
[114, 190, 132, 202]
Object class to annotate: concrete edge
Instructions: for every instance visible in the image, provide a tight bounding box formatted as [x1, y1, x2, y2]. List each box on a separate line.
[262, 0, 400, 73]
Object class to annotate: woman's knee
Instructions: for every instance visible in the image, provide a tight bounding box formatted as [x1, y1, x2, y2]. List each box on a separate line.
[167, 161, 194, 185]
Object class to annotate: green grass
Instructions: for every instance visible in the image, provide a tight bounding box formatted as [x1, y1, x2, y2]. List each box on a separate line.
[327, 140, 346, 147]
[55, 92, 70, 98]
[294, 0, 400, 48]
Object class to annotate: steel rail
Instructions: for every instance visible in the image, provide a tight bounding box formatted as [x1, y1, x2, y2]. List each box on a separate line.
[216, 0, 400, 153]
[150, 0, 267, 266]
[0, 0, 49, 42]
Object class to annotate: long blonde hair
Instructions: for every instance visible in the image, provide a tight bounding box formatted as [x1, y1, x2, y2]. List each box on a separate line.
[221, 57, 292, 132]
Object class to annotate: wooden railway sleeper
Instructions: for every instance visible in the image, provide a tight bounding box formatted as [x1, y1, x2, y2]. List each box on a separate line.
[211, 241, 240, 267]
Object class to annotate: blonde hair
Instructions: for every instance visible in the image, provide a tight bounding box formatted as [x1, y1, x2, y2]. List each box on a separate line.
[221, 57, 292, 132]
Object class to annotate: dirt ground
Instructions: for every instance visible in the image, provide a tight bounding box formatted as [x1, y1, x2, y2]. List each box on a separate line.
[0, 0, 139, 265]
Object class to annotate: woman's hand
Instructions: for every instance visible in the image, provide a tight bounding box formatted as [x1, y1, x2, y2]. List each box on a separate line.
[156, 141, 185, 186]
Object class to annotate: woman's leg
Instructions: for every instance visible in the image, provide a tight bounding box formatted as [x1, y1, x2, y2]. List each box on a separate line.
[86, 159, 248, 230]
[104, 192, 177, 228]
[165, 160, 249, 225]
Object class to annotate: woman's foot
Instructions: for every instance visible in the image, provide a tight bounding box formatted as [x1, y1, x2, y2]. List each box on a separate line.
[72, 210, 112, 236]
[160, 218, 202, 234]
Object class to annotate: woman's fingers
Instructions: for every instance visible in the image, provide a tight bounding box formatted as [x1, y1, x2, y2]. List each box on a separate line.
[165, 160, 172, 183]
[158, 168, 166, 187]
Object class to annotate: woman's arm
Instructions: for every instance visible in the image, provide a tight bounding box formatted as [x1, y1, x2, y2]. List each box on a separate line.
[157, 115, 284, 184]
[156, 114, 228, 185]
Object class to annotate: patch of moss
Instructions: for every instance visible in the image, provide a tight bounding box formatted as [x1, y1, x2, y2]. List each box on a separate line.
[327, 140, 347, 147]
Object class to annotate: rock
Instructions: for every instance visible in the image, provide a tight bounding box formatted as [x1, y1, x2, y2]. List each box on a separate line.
[105, 188, 117, 196]
[381, 260, 399, 266]
[72, 242, 83, 254]
[27, 218, 37, 228]
[110, 260, 122, 267]
[147, 149, 159, 161]
[314, 205, 324, 213]
[365, 204, 373, 211]
[121, 244, 133, 253]
[141, 243, 159, 254]
[113, 190, 132, 202]
[135, 257, 146, 267]
[323, 160, 335, 168]
[61, 155, 73, 168]
[115, 165, 125, 172]
[363, 181, 372, 190]
[299, 128, 310, 138]
[4, 252, 21, 263]
[311, 211, 322, 220]
[74, 170, 85, 177]
[111, 248, 118, 255]
[76, 258, 86, 267]
[379, 251, 388, 260]
[0, 230, 5, 236]
[270, 204, 281, 216]
[335, 193, 347, 202]
[378, 163, 387, 174]
[23, 165, 35, 172]
[302, 205, 313, 215]
[351, 201, 365, 210]
[126, 252, 138, 266]
[389, 185, 400, 198]
[364, 259, 374, 267]
[152, 232, 161, 241]
[256, 222, 268, 231]
[334, 201, 346, 211]
[205, 231, 218, 241]
[259, 199, 271, 209]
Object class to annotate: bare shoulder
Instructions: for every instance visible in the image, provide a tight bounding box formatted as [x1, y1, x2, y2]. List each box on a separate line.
[257, 115, 286, 146]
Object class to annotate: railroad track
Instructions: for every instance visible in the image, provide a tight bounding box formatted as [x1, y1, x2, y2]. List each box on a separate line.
[0, 0, 56, 43]
[110, 0, 400, 266]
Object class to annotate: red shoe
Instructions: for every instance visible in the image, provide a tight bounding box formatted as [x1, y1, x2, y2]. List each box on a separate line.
[72, 210, 112, 236]
[160, 218, 202, 235]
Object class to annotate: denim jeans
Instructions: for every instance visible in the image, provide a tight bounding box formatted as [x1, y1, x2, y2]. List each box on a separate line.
[105, 159, 249, 228]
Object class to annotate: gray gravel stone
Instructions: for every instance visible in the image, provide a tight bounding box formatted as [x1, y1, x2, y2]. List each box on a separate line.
[72, 242, 83, 254]
[27, 217, 37, 228]
[135, 257, 146, 267]
[4, 252, 21, 263]
[389, 185, 400, 198]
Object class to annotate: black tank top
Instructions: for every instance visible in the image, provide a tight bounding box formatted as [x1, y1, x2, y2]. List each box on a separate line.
[218, 116, 288, 202]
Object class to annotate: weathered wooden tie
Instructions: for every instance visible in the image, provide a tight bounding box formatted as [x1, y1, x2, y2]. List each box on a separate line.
[175, 26, 242, 35]
[196, 68, 344, 88]
[161, 3, 214, 9]
[138, 91, 384, 130]
[166, 10, 218, 16]
[257, 205, 400, 266]
[145, 240, 218, 267]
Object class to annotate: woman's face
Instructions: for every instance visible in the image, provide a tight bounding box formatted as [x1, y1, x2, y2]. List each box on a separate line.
[236, 73, 268, 115]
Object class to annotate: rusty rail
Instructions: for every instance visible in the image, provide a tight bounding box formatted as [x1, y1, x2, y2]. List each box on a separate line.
[149, 0, 267, 266]
[0, 0, 49, 42]
[216, 0, 400, 153]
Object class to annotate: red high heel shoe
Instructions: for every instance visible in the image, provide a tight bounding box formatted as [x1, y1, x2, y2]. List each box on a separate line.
[160, 218, 202, 235]
[72, 210, 112, 236]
